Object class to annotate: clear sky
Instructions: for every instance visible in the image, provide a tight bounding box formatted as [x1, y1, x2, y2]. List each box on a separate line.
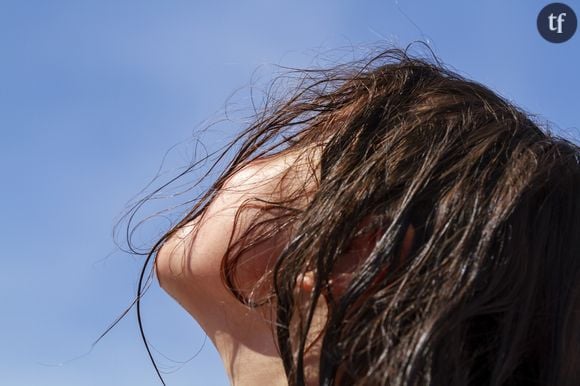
[0, 1, 578, 385]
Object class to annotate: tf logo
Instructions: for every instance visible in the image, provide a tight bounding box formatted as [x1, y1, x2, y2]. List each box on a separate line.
[537, 3, 577, 43]
[536, 3, 578, 43]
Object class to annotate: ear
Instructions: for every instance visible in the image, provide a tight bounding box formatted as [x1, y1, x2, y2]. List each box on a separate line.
[330, 222, 415, 296]
[295, 222, 416, 296]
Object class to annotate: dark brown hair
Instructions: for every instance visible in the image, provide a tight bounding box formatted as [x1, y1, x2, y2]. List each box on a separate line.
[125, 44, 580, 385]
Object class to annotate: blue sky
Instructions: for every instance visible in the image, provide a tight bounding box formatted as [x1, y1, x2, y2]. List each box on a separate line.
[0, 1, 578, 385]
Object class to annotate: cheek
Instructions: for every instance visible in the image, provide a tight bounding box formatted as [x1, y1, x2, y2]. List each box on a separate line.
[232, 224, 295, 301]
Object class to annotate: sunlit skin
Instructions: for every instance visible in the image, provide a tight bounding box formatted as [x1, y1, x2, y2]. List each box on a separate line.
[155, 147, 415, 386]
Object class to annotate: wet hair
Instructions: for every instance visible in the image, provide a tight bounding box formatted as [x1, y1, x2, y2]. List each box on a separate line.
[126, 43, 580, 385]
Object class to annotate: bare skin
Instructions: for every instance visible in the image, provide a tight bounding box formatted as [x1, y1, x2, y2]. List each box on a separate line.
[155, 147, 415, 386]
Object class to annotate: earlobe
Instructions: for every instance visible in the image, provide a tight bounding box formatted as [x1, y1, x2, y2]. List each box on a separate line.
[296, 271, 316, 292]
[294, 223, 416, 296]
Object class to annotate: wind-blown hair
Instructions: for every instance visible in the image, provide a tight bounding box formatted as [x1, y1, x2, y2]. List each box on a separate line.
[131, 45, 580, 385]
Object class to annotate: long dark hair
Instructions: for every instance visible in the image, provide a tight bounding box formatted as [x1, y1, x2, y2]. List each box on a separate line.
[123, 43, 580, 385]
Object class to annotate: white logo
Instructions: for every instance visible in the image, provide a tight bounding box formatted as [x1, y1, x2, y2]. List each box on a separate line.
[548, 12, 567, 33]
